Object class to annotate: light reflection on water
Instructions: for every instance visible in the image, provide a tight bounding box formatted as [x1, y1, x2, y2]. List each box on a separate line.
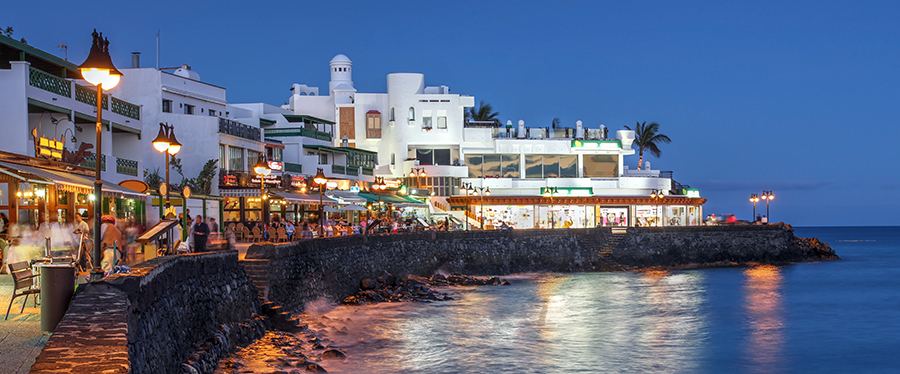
[319, 272, 708, 374]
[742, 265, 785, 373]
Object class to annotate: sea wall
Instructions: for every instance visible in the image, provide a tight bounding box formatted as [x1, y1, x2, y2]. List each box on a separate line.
[30, 251, 265, 374]
[246, 224, 834, 314]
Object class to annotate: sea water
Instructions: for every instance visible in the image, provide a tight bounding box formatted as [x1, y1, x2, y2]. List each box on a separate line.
[262, 227, 900, 373]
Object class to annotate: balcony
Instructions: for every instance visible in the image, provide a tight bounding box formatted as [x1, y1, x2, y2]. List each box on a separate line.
[218, 118, 261, 142]
[116, 157, 138, 176]
[29, 67, 141, 120]
[265, 127, 333, 141]
[80, 154, 106, 171]
[284, 162, 302, 173]
[331, 164, 345, 175]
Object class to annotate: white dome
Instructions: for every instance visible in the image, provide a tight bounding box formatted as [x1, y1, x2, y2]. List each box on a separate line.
[173, 67, 200, 81]
[330, 54, 351, 64]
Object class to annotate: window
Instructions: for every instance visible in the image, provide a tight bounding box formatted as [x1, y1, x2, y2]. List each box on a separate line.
[583, 155, 618, 177]
[466, 154, 520, 178]
[466, 155, 483, 178]
[502, 154, 520, 178]
[433, 149, 451, 165]
[184, 104, 195, 115]
[391, 153, 396, 166]
[219, 144, 226, 170]
[422, 117, 432, 129]
[208, 109, 217, 116]
[543, 155, 559, 178]
[408, 107, 415, 121]
[390, 107, 395, 121]
[525, 155, 542, 178]
[437, 116, 447, 129]
[228, 147, 244, 171]
[366, 112, 382, 138]
[162, 99, 172, 113]
[248, 150, 261, 168]
[483, 155, 501, 177]
[560, 155, 577, 178]
[319, 153, 329, 165]
[416, 149, 433, 165]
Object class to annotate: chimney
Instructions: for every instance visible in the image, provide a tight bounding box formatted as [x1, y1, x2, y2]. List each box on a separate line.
[131, 52, 140, 68]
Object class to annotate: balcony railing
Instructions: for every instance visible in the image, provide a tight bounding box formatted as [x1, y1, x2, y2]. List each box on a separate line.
[29, 67, 71, 97]
[284, 162, 302, 173]
[219, 118, 261, 142]
[81, 154, 106, 171]
[264, 127, 333, 141]
[361, 167, 374, 176]
[116, 157, 138, 176]
[332, 165, 346, 175]
[345, 166, 359, 176]
[110, 97, 141, 120]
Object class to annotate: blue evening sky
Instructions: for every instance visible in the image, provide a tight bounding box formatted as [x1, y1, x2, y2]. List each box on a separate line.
[5, 1, 898, 226]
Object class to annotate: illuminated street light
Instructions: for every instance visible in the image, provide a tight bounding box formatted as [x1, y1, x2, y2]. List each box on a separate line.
[760, 190, 774, 223]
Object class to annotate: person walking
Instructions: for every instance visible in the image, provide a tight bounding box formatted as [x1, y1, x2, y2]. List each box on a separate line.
[192, 215, 210, 252]
[100, 215, 123, 273]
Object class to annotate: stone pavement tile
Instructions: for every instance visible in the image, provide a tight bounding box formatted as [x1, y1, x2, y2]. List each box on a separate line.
[0, 276, 49, 374]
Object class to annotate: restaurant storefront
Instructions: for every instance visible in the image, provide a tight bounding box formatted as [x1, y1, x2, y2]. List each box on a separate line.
[448, 195, 706, 229]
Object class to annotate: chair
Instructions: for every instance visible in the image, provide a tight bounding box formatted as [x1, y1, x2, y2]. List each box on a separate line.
[267, 227, 276, 242]
[235, 223, 245, 240]
[276, 227, 288, 243]
[6, 262, 40, 320]
[251, 227, 262, 243]
[243, 226, 253, 242]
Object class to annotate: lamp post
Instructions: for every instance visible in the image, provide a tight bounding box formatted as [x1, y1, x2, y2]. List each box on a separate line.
[750, 193, 760, 221]
[462, 183, 490, 229]
[372, 177, 387, 213]
[254, 154, 272, 224]
[650, 189, 665, 227]
[408, 167, 426, 188]
[313, 168, 328, 237]
[542, 187, 560, 229]
[760, 190, 774, 223]
[151, 123, 181, 209]
[79, 30, 122, 281]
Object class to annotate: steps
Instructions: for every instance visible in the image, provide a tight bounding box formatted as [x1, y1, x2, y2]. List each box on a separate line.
[240, 259, 270, 302]
[578, 229, 629, 270]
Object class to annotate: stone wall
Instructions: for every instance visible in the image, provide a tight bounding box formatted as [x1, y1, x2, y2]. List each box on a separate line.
[246, 224, 832, 314]
[31, 251, 264, 374]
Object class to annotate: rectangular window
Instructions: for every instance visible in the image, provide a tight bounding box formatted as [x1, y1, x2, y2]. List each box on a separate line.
[184, 104, 195, 115]
[433, 149, 451, 165]
[228, 147, 244, 171]
[416, 149, 433, 165]
[559, 155, 577, 178]
[391, 153, 396, 166]
[583, 155, 619, 177]
[466, 155, 483, 178]
[319, 153, 328, 165]
[437, 116, 447, 129]
[422, 117, 432, 129]
[408, 107, 415, 121]
[483, 154, 501, 177]
[208, 109, 217, 116]
[247, 150, 261, 168]
[525, 155, 542, 178]
[366, 113, 381, 138]
[162, 99, 172, 113]
[219, 144, 226, 170]
[502, 154, 520, 178]
[543, 155, 560, 178]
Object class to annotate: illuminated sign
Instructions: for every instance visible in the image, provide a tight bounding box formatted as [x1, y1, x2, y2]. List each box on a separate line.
[267, 161, 283, 171]
[222, 174, 238, 185]
[350, 186, 360, 192]
[251, 174, 281, 186]
[683, 188, 701, 198]
[33, 129, 64, 161]
[384, 179, 401, 188]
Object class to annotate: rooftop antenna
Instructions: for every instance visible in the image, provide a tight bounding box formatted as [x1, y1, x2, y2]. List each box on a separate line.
[156, 29, 160, 70]
[57, 42, 68, 60]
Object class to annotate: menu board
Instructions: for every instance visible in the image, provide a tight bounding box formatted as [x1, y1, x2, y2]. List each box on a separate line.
[136, 220, 180, 243]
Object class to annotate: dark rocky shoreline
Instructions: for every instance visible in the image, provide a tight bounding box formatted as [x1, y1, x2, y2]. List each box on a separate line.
[341, 272, 510, 305]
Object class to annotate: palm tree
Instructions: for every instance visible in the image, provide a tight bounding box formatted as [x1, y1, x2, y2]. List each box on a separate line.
[466, 101, 499, 121]
[624, 121, 671, 170]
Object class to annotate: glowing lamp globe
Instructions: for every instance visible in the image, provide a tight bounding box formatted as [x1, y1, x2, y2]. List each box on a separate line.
[166, 132, 181, 155]
[78, 30, 123, 89]
[152, 126, 170, 152]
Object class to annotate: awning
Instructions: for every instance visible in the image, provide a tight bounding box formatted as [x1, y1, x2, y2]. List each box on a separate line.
[219, 188, 263, 198]
[270, 190, 331, 205]
[358, 192, 427, 206]
[326, 190, 367, 204]
[0, 162, 146, 200]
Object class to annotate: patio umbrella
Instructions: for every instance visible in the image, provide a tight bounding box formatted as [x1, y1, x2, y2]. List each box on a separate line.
[340, 205, 368, 211]
[323, 206, 341, 213]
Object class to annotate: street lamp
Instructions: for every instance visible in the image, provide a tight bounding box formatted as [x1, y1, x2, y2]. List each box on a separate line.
[151, 123, 181, 207]
[254, 154, 271, 223]
[408, 167, 426, 188]
[313, 168, 328, 237]
[372, 176, 387, 210]
[760, 190, 774, 223]
[543, 187, 560, 229]
[650, 189, 665, 227]
[462, 183, 490, 229]
[79, 30, 122, 281]
[750, 193, 760, 221]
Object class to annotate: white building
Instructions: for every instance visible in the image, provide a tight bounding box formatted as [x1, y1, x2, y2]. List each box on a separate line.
[284, 54, 705, 229]
[0, 35, 147, 225]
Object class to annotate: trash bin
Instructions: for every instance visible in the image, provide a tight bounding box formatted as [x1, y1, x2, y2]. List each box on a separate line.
[34, 262, 76, 332]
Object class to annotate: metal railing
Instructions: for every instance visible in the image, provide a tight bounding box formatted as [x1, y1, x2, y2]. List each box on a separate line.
[284, 162, 302, 173]
[332, 164, 345, 175]
[361, 167, 374, 176]
[81, 154, 106, 171]
[116, 157, 138, 176]
[265, 127, 333, 141]
[110, 97, 141, 120]
[345, 166, 359, 176]
[219, 118, 261, 141]
[29, 67, 71, 97]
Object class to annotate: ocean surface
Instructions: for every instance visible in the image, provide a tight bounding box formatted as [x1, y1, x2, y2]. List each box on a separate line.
[287, 227, 900, 373]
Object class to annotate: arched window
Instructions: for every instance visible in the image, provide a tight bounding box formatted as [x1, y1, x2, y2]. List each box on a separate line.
[390, 107, 395, 121]
[408, 107, 415, 121]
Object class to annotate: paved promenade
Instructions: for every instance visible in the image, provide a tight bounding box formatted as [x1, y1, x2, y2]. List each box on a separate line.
[0, 276, 49, 374]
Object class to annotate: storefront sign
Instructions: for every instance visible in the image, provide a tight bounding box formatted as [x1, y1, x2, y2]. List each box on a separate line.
[384, 180, 401, 188]
[268, 161, 283, 171]
[222, 174, 238, 186]
[251, 174, 282, 186]
[290, 175, 306, 188]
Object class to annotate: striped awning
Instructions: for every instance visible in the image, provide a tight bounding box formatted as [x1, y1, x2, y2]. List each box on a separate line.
[270, 190, 331, 205]
[219, 188, 263, 198]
